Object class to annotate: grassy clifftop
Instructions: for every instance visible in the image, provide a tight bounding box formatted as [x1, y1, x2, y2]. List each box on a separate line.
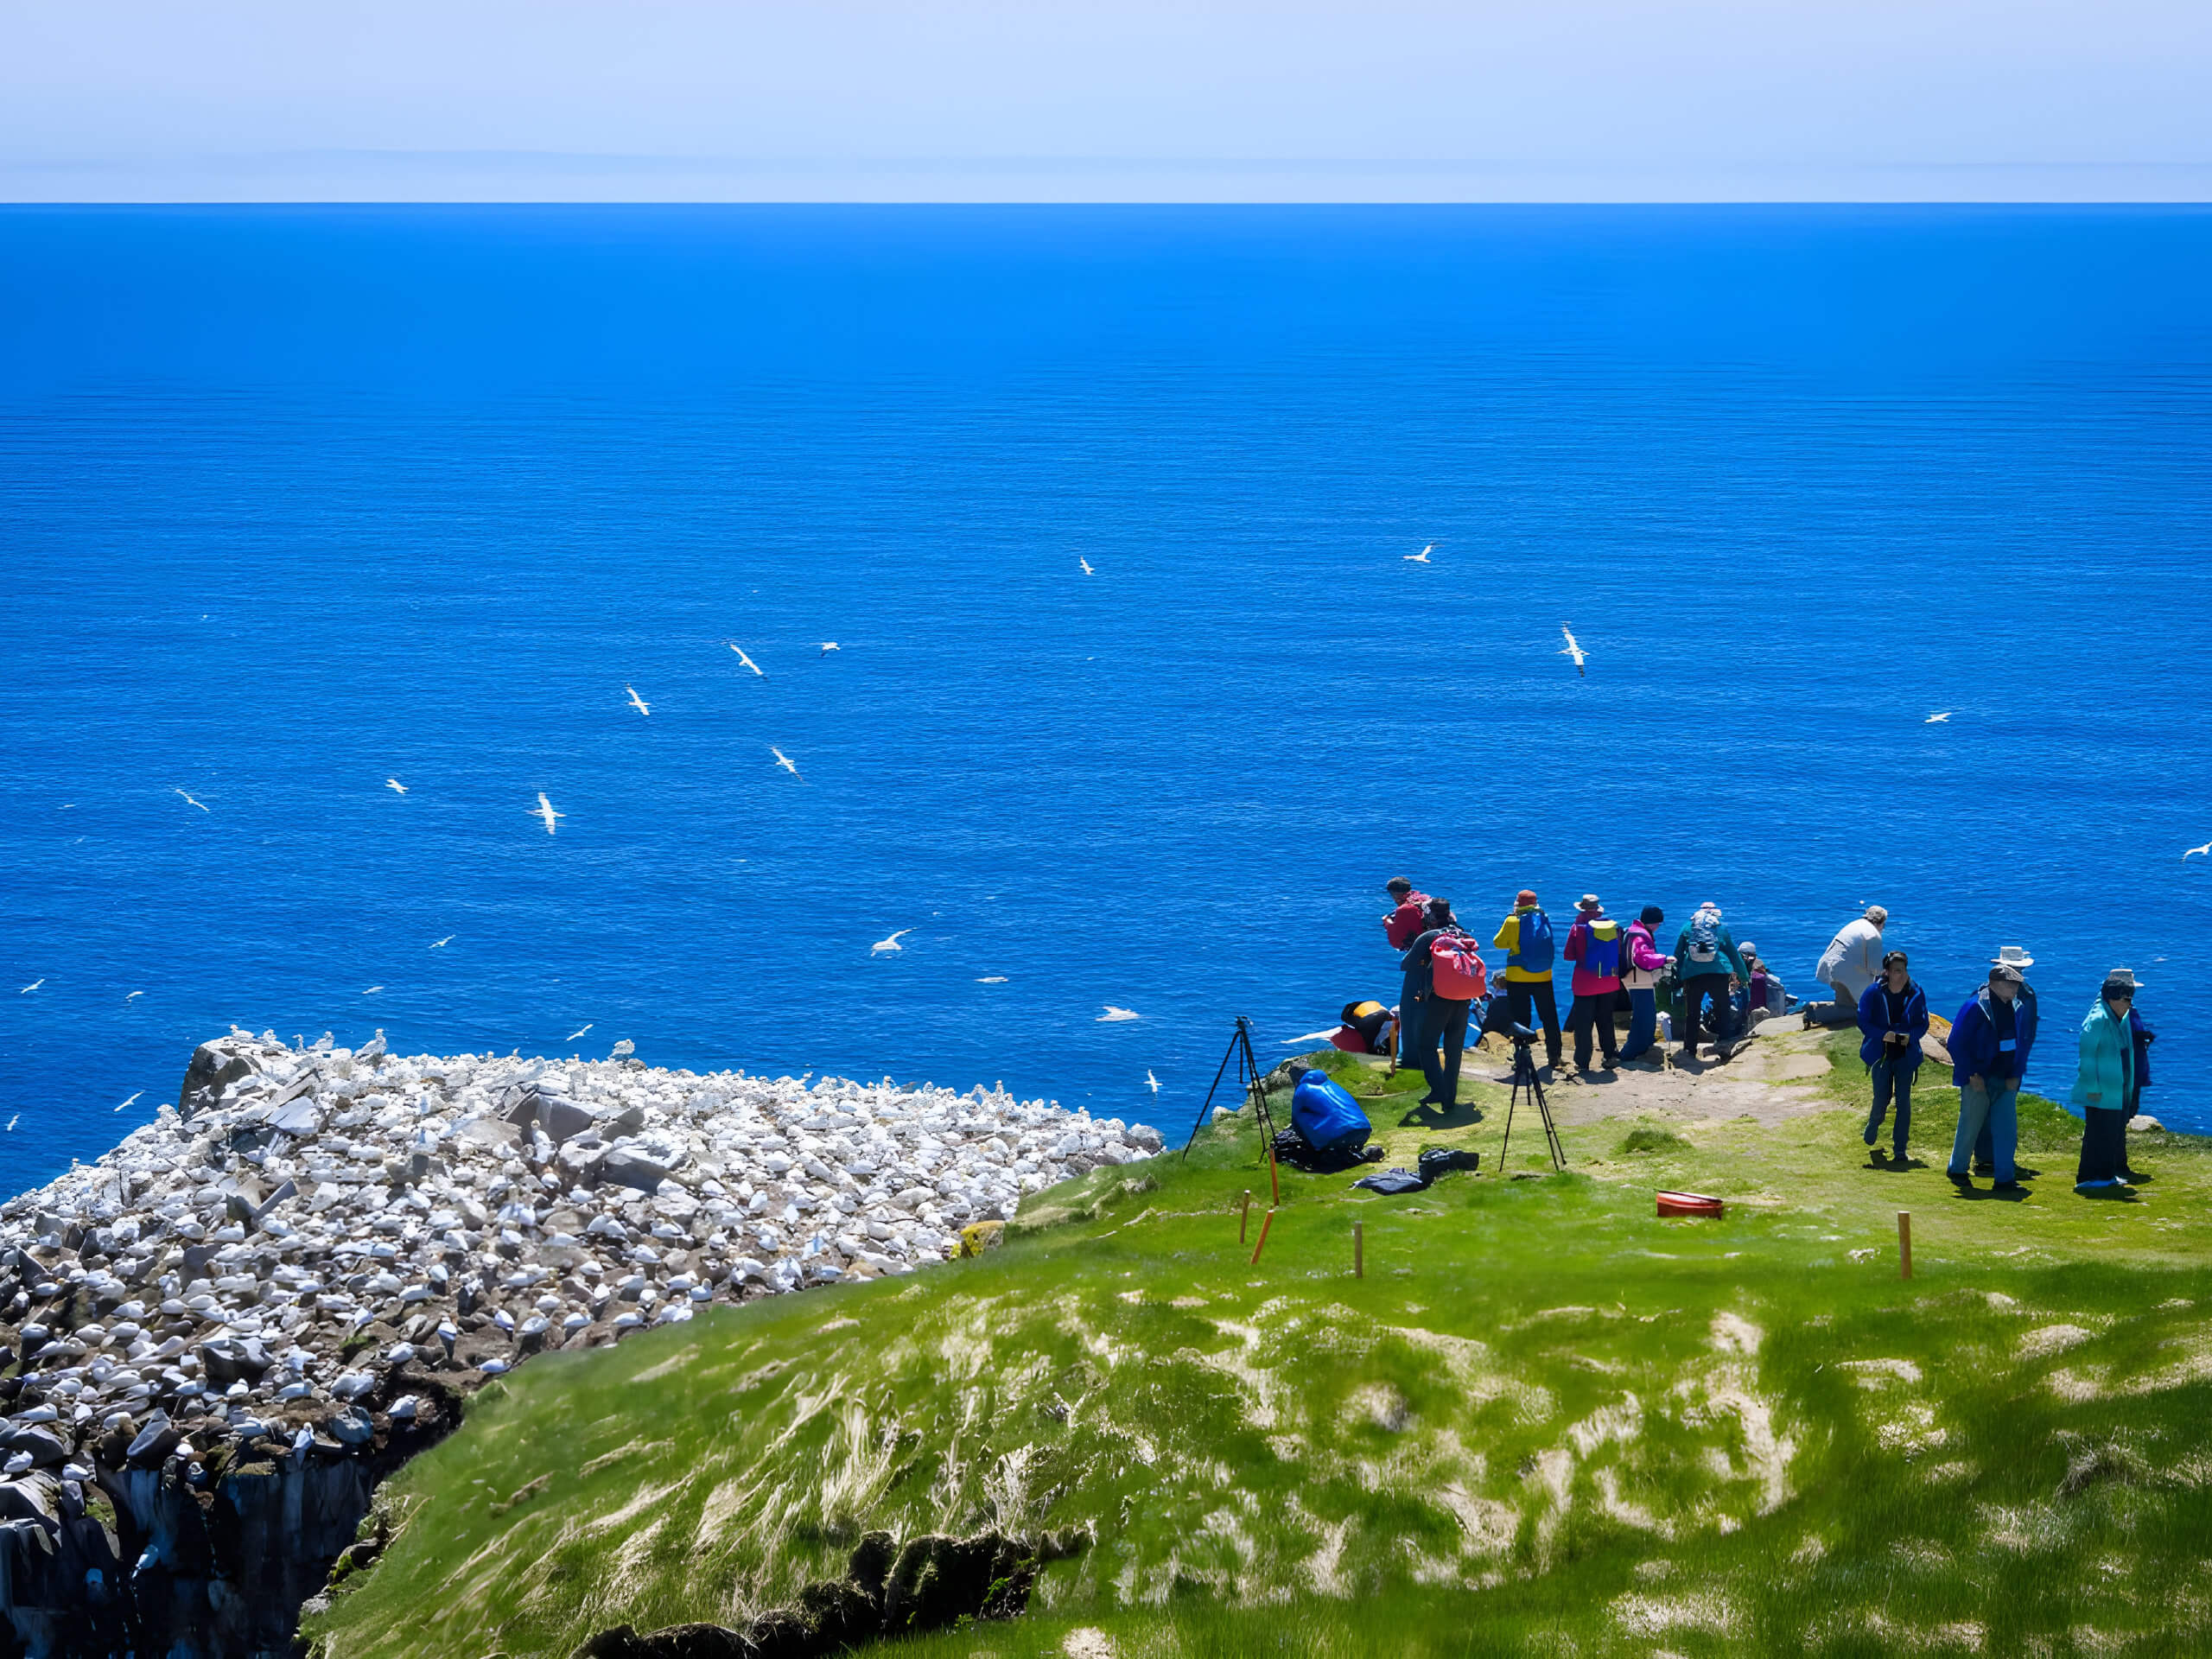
[305, 1032, 2212, 1657]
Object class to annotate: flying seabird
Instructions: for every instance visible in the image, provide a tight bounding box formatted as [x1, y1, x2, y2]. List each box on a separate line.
[124, 990, 143, 1001]
[363, 986, 383, 995]
[114, 1091, 142, 1112]
[2185, 843, 2212, 860]
[819, 642, 840, 656]
[385, 779, 408, 794]
[1404, 544, 1433, 563]
[1098, 1006, 1141, 1022]
[564, 1023, 593, 1043]
[1926, 711, 1953, 724]
[175, 789, 209, 812]
[726, 643, 766, 677]
[18, 979, 41, 994]
[3, 1116, 14, 1132]
[626, 684, 650, 716]
[770, 747, 806, 783]
[1146, 1070, 1160, 1093]
[977, 975, 1007, 983]
[430, 936, 454, 948]
[1079, 557, 1094, 575]
[871, 930, 912, 955]
[533, 792, 564, 835]
[1560, 624, 1587, 677]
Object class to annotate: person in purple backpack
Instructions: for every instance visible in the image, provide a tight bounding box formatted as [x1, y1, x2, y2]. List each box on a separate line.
[1561, 894, 1624, 1073]
[1402, 898, 1478, 1107]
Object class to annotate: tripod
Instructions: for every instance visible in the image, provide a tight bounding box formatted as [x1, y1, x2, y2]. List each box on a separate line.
[1496, 1033, 1566, 1173]
[1181, 1016, 1280, 1158]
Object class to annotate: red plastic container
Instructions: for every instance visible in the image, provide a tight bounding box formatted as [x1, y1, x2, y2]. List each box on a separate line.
[1656, 1190, 1726, 1219]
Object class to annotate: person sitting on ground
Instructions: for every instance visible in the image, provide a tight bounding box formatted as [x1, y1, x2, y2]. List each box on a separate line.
[2072, 971, 2139, 1197]
[1403, 897, 1480, 1108]
[1382, 877, 1432, 950]
[1857, 950, 1928, 1163]
[1673, 901, 1751, 1064]
[1493, 889, 1562, 1072]
[1618, 906, 1670, 1063]
[1946, 959, 2034, 1192]
[1808, 905, 1888, 1028]
[1329, 1001, 1397, 1057]
[1561, 894, 1624, 1074]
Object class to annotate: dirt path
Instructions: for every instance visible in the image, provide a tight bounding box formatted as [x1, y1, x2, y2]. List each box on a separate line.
[1465, 1020, 1844, 1129]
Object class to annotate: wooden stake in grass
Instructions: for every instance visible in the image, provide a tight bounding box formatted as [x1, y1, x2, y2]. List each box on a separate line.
[1249, 1207, 1275, 1265]
[1239, 1189, 1252, 1243]
[1354, 1222, 1364, 1280]
[1268, 1145, 1280, 1208]
[1897, 1211, 1913, 1281]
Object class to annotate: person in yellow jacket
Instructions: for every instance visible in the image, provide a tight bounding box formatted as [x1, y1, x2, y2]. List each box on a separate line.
[1493, 889, 1561, 1071]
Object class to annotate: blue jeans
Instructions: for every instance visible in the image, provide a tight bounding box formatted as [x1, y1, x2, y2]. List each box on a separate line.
[1950, 1078, 2017, 1183]
[1866, 1055, 1914, 1154]
[1621, 988, 1658, 1058]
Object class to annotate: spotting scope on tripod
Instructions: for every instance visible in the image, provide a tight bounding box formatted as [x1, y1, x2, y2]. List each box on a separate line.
[1496, 1023, 1566, 1173]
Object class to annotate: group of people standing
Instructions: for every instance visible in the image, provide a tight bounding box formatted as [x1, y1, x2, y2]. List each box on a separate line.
[1382, 880, 1766, 1107]
[1381, 881, 2163, 1199]
[1848, 936, 2155, 1197]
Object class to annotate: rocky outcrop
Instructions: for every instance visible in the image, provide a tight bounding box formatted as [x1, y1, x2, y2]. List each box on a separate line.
[2, 1032, 1156, 1657]
[572, 1528, 1090, 1659]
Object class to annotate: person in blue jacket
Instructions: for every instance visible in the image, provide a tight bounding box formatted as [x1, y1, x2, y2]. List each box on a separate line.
[1946, 960, 2035, 1191]
[2072, 970, 2139, 1194]
[2121, 972, 2154, 1183]
[1856, 950, 1927, 1161]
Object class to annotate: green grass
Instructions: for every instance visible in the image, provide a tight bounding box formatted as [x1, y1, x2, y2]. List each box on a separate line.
[305, 1033, 2212, 1657]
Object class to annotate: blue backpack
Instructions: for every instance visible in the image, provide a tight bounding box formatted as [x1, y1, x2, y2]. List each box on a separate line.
[1511, 909, 1554, 974]
[1291, 1071, 1371, 1154]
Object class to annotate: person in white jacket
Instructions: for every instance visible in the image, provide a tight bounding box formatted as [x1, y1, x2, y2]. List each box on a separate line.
[1807, 906, 1887, 1027]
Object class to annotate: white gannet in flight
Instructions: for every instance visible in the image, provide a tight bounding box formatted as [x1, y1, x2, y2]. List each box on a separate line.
[175, 789, 209, 811]
[1926, 711, 1952, 724]
[727, 643, 766, 677]
[770, 747, 806, 782]
[114, 1090, 142, 1113]
[1079, 557, 1094, 575]
[1560, 624, 1587, 677]
[533, 792, 564, 834]
[564, 1022, 593, 1043]
[977, 975, 1007, 983]
[626, 684, 650, 716]
[18, 979, 41, 994]
[871, 929, 912, 955]
[1404, 543, 1433, 563]
[430, 935, 454, 948]
[1146, 1070, 1160, 1093]
[385, 779, 408, 794]
[363, 985, 383, 995]
[3, 1116, 14, 1131]
[124, 990, 143, 1001]
[819, 642, 840, 656]
[1098, 1006, 1141, 1022]
[1283, 1029, 1339, 1046]
[2185, 843, 2212, 860]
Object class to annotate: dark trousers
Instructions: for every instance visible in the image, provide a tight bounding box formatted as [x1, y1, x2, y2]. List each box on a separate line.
[1421, 996, 1471, 1105]
[1567, 993, 1619, 1070]
[1678, 977, 1732, 1056]
[2077, 1107, 2127, 1185]
[1397, 973, 1429, 1071]
[1505, 980, 1561, 1065]
[1866, 1055, 1914, 1155]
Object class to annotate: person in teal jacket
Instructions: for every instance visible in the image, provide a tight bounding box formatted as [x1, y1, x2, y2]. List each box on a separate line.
[2070, 972, 2138, 1194]
[1673, 901, 1751, 1063]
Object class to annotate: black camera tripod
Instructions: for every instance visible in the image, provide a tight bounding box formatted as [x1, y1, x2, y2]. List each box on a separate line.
[1180, 1015, 1280, 1157]
[1496, 1027, 1566, 1173]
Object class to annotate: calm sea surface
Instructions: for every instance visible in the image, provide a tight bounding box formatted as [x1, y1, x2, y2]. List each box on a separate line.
[3, 205, 2210, 1186]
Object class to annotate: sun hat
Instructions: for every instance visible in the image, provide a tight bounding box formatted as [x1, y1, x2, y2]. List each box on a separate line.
[1515, 889, 1538, 907]
[1989, 963, 2024, 985]
[1578, 893, 1602, 911]
[2103, 968, 2145, 991]
[1992, 945, 2034, 969]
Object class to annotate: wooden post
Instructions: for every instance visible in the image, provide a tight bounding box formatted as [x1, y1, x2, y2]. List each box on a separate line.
[1897, 1211, 1913, 1281]
[1268, 1147, 1281, 1208]
[1239, 1189, 1251, 1243]
[1353, 1223, 1364, 1280]
[1249, 1207, 1276, 1265]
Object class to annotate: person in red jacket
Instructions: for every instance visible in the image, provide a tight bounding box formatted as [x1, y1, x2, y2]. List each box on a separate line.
[1561, 894, 1625, 1072]
[1382, 877, 1432, 950]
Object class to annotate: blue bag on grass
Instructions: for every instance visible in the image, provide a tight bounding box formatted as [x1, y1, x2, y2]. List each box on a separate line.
[1291, 1071, 1371, 1153]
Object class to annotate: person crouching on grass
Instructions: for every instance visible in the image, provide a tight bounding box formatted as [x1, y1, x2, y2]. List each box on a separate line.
[1945, 959, 2035, 1192]
[1857, 950, 1927, 1163]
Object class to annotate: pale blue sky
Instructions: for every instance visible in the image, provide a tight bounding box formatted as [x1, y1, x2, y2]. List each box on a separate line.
[4, 1, 2208, 200]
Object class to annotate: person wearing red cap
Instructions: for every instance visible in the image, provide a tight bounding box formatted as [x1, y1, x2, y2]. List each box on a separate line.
[1492, 889, 1561, 1071]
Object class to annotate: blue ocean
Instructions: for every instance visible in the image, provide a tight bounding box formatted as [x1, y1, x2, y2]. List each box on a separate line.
[3, 206, 2209, 1189]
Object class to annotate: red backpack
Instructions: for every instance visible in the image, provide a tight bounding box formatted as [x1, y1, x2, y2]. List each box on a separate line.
[1429, 934, 1488, 1001]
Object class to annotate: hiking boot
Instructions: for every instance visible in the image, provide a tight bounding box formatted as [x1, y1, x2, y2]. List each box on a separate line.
[1863, 1122, 1880, 1147]
[1973, 1160, 1995, 1177]
[1993, 1180, 2025, 1192]
[1946, 1169, 1973, 1188]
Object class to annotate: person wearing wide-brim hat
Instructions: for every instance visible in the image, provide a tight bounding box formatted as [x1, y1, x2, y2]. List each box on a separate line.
[1971, 947, 2040, 1175]
[2071, 969, 2141, 1195]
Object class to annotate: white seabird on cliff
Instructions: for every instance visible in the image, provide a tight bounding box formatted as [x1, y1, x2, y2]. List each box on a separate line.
[533, 792, 564, 834]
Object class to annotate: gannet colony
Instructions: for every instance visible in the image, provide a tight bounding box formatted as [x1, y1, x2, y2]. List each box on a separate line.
[0, 1030, 1159, 1652]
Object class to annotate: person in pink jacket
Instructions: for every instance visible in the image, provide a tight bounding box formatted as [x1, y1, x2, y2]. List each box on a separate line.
[1618, 906, 1672, 1063]
[1561, 894, 1626, 1072]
